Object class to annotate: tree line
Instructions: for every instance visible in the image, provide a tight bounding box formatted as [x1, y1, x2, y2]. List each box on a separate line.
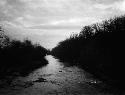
[51, 15, 125, 88]
[0, 26, 49, 80]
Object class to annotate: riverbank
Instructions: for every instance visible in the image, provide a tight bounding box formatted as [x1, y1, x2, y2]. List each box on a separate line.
[0, 55, 122, 95]
[0, 28, 49, 81]
[51, 16, 125, 89]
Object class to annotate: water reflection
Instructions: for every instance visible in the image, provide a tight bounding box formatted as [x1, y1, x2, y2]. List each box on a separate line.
[25, 55, 64, 81]
[39, 55, 64, 75]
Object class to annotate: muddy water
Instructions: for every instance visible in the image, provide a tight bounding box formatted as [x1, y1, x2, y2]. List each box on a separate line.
[0, 55, 113, 95]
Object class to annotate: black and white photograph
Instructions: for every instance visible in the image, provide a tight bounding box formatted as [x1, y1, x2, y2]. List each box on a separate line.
[0, 0, 125, 95]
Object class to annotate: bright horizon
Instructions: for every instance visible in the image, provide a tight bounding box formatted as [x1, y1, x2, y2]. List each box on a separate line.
[0, 0, 125, 49]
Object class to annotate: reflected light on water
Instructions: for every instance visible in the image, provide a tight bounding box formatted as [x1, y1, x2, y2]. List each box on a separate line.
[39, 55, 64, 75]
[25, 55, 64, 81]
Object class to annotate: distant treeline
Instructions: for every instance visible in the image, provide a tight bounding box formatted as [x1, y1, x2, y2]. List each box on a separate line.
[0, 27, 49, 79]
[51, 16, 125, 88]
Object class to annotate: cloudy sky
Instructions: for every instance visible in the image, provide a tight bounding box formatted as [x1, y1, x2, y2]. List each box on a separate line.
[0, 0, 125, 49]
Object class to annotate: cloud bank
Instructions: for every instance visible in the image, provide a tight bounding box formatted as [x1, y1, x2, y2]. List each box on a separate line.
[0, 0, 125, 48]
[0, 0, 125, 29]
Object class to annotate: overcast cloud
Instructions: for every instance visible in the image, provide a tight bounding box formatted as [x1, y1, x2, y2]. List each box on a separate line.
[0, 0, 125, 48]
[0, 0, 125, 28]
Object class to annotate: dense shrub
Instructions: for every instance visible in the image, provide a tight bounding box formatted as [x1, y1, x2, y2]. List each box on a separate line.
[51, 15, 125, 88]
[0, 27, 48, 79]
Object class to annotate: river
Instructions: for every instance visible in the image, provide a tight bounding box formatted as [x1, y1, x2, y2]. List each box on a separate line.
[0, 55, 115, 95]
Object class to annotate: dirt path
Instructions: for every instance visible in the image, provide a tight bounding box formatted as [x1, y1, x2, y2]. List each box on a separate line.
[0, 55, 117, 95]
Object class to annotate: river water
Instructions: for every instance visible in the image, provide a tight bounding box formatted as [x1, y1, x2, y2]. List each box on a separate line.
[0, 55, 114, 95]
